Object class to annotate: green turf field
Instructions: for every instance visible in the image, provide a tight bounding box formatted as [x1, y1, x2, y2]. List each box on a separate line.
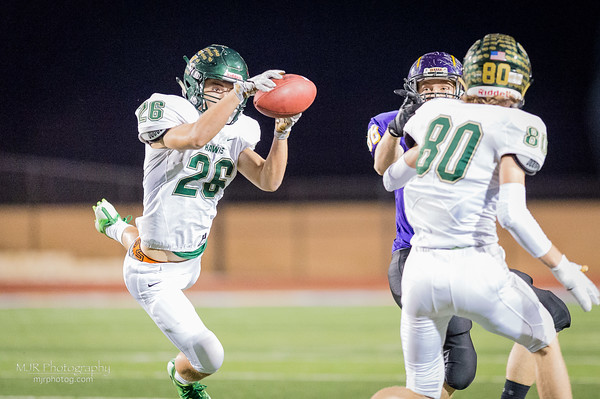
[1, 301, 599, 398]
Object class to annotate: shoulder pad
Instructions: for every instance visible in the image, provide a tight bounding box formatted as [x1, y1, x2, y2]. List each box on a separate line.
[513, 154, 541, 176]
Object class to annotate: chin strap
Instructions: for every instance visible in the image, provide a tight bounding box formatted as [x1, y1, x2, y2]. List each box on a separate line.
[176, 77, 186, 96]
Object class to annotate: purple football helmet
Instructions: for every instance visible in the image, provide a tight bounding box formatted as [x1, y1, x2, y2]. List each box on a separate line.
[403, 52, 463, 100]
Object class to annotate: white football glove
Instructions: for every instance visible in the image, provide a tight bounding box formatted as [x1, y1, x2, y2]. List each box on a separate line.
[274, 113, 302, 140]
[233, 69, 284, 100]
[551, 255, 600, 311]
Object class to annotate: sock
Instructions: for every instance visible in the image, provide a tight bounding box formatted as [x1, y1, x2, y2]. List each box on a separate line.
[174, 370, 194, 386]
[501, 379, 531, 399]
[105, 219, 130, 245]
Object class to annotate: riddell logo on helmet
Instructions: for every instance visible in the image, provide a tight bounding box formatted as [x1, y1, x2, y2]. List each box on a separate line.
[478, 88, 510, 97]
[467, 86, 522, 100]
[224, 71, 243, 81]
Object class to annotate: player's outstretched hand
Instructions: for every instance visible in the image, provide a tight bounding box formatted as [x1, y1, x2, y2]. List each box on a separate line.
[551, 255, 600, 311]
[393, 89, 423, 105]
[234, 70, 284, 100]
[249, 69, 285, 92]
[274, 113, 302, 140]
[388, 89, 423, 138]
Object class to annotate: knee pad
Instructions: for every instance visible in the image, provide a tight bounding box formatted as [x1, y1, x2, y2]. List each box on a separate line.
[443, 328, 477, 390]
[446, 316, 473, 336]
[537, 289, 571, 332]
[388, 248, 411, 308]
[511, 268, 571, 332]
[388, 261, 403, 308]
[190, 330, 224, 374]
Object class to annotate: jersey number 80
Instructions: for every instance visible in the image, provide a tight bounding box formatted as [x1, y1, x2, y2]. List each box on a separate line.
[416, 116, 482, 183]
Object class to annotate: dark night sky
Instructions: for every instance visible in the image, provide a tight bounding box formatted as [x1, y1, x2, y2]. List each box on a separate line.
[3, 1, 600, 181]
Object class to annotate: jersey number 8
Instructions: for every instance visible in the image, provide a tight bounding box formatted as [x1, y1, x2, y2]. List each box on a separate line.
[482, 62, 511, 85]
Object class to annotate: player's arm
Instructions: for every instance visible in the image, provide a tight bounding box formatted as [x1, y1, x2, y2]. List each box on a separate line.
[153, 92, 243, 150]
[498, 155, 554, 260]
[151, 70, 284, 150]
[382, 145, 420, 191]
[374, 130, 404, 175]
[498, 155, 599, 311]
[237, 115, 301, 192]
[374, 93, 422, 175]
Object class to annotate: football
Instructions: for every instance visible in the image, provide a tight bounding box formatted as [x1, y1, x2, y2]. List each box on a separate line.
[253, 74, 317, 118]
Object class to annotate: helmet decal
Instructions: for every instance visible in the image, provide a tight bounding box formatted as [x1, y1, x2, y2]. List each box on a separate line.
[463, 33, 532, 107]
[176, 44, 250, 124]
[198, 47, 221, 62]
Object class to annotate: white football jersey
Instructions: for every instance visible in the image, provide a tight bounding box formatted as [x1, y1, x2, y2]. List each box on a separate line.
[134, 93, 260, 252]
[403, 98, 547, 248]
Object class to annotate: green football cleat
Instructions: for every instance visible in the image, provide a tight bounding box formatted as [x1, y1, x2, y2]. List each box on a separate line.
[167, 359, 211, 399]
[92, 198, 128, 234]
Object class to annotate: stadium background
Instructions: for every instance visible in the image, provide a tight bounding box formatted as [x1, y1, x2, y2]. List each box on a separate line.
[2, 1, 600, 397]
[3, 0, 600, 290]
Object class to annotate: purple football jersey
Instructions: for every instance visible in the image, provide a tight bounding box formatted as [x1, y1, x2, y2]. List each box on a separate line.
[367, 111, 414, 252]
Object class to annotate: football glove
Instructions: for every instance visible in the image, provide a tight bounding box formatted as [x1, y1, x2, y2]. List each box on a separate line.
[274, 113, 302, 140]
[234, 69, 284, 100]
[388, 89, 423, 138]
[551, 255, 600, 312]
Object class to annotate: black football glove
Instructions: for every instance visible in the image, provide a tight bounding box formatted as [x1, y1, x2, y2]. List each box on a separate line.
[387, 89, 424, 138]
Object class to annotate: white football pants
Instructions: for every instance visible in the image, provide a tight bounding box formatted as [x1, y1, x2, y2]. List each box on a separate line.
[401, 244, 556, 399]
[123, 252, 224, 374]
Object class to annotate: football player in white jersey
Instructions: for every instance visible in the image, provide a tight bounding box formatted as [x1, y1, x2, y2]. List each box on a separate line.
[382, 34, 599, 398]
[370, 52, 573, 399]
[92, 44, 302, 399]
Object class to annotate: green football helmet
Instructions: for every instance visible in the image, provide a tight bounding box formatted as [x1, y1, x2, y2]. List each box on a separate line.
[176, 44, 249, 123]
[462, 33, 532, 107]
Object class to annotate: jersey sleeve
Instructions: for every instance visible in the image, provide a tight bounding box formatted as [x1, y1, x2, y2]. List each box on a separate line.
[135, 94, 199, 143]
[367, 111, 408, 157]
[497, 111, 547, 175]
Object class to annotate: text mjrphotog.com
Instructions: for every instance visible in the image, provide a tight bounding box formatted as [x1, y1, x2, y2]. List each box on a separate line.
[33, 375, 95, 385]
